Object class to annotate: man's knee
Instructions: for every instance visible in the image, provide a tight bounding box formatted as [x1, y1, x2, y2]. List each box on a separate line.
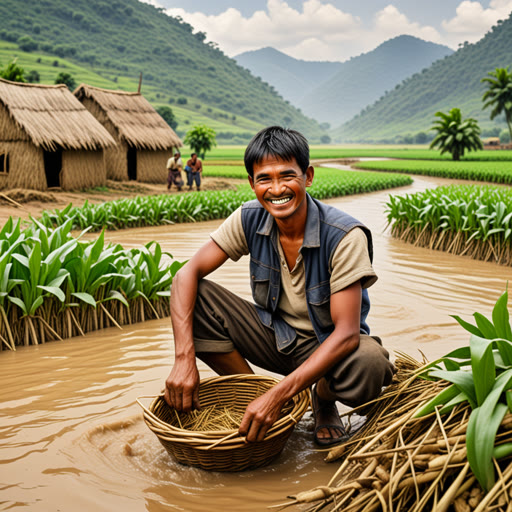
[327, 336, 395, 407]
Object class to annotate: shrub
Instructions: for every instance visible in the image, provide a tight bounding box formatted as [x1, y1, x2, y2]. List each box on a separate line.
[17, 35, 38, 52]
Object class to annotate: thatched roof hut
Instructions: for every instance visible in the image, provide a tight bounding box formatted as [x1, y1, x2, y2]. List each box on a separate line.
[74, 84, 182, 183]
[0, 78, 115, 191]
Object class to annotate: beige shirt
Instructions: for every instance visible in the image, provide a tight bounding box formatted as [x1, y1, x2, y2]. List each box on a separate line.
[167, 156, 183, 170]
[210, 206, 377, 341]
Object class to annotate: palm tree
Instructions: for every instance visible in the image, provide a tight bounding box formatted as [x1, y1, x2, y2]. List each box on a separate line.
[482, 67, 512, 142]
[430, 108, 483, 161]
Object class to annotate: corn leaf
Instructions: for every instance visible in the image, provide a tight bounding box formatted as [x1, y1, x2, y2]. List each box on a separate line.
[413, 383, 460, 418]
[495, 338, 512, 366]
[470, 334, 496, 406]
[451, 315, 483, 337]
[71, 292, 97, 308]
[492, 291, 512, 340]
[473, 312, 497, 339]
[37, 286, 65, 303]
[428, 369, 477, 409]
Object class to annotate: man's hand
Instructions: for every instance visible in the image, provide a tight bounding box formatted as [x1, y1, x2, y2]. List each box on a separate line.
[164, 358, 201, 412]
[238, 388, 286, 442]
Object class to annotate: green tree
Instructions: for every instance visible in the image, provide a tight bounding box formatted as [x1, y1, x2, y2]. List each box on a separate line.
[184, 125, 217, 160]
[0, 58, 25, 82]
[156, 106, 178, 130]
[430, 108, 482, 161]
[482, 67, 512, 142]
[500, 128, 511, 144]
[17, 35, 38, 52]
[26, 70, 40, 83]
[54, 72, 77, 91]
[414, 131, 428, 144]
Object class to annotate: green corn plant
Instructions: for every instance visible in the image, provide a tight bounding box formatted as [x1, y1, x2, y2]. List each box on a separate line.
[414, 288, 512, 491]
[0, 217, 186, 348]
[33, 170, 412, 232]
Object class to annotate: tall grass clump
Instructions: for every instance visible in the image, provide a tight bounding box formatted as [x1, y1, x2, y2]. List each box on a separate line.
[279, 289, 512, 511]
[386, 184, 512, 265]
[0, 217, 185, 350]
[37, 171, 412, 232]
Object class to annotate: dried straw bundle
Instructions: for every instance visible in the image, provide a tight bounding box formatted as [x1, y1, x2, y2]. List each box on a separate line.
[176, 405, 245, 432]
[275, 353, 512, 512]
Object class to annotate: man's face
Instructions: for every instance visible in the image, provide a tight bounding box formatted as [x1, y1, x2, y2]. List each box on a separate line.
[248, 155, 313, 221]
[174, 153, 180, 160]
[191, 155, 197, 163]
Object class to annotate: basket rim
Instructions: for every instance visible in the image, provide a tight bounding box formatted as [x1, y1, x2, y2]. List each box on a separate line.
[138, 374, 310, 448]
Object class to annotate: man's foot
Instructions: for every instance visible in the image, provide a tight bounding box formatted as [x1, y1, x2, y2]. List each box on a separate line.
[311, 385, 350, 447]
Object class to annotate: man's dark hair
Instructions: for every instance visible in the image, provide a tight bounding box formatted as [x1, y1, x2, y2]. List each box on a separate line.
[244, 126, 310, 178]
[191, 152, 197, 157]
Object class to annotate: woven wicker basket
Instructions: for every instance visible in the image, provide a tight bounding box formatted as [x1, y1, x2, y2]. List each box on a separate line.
[138, 374, 310, 471]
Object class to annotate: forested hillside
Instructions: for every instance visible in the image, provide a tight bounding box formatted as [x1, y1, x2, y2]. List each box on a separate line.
[334, 13, 512, 142]
[0, 0, 324, 140]
[234, 47, 341, 108]
[301, 35, 453, 126]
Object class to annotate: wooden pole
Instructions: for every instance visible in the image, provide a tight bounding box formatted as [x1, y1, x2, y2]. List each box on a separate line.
[138, 72, 143, 93]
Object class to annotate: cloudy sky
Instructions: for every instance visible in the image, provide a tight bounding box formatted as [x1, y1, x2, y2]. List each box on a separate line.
[148, 0, 512, 61]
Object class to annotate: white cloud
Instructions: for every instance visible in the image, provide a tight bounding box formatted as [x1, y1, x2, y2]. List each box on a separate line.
[374, 5, 442, 42]
[163, 0, 363, 60]
[441, 0, 512, 43]
[160, 0, 510, 61]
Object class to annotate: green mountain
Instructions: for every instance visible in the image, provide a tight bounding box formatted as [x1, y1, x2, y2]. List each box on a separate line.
[333, 14, 512, 142]
[0, 0, 323, 141]
[301, 35, 453, 126]
[234, 47, 342, 108]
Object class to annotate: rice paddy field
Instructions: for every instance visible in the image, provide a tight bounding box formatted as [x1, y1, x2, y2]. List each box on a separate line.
[354, 159, 512, 184]
[203, 145, 512, 162]
[385, 184, 512, 265]
[36, 168, 413, 231]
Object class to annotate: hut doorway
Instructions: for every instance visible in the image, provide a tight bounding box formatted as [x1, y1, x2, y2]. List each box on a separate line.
[127, 147, 137, 180]
[43, 149, 62, 188]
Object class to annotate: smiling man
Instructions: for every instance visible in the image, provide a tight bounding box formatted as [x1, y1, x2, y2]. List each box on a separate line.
[164, 126, 394, 446]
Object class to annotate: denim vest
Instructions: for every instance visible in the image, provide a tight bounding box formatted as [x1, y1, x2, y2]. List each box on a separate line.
[241, 194, 373, 353]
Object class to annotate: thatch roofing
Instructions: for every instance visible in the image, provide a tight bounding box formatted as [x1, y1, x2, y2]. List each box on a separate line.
[74, 84, 182, 151]
[0, 78, 116, 151]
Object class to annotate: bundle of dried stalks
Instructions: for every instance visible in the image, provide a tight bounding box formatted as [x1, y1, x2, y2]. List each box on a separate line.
[176, 405, 245, 432]
[274, 353, 512, 512]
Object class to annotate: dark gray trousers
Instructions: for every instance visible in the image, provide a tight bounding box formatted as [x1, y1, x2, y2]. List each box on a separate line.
[192, 279, 394, 407]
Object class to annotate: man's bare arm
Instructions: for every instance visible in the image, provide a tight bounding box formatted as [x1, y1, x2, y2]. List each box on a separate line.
[239, 281, 362, 442]
[164, 239, 229, 411]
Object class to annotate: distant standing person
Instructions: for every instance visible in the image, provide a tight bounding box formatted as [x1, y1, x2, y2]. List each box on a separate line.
[185, 153, 203, 191]
[167, 151, 184, 192]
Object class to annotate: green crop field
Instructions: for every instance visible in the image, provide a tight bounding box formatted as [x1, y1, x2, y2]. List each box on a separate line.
[37, 170, 412, 232]
[386, 184, 512, 265]
[203, 146, 512, 162]
[0, 217, 185, 349]
[354, 159, 512, 183]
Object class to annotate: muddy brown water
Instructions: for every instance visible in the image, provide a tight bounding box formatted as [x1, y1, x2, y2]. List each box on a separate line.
[2, 172, 512, 511]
